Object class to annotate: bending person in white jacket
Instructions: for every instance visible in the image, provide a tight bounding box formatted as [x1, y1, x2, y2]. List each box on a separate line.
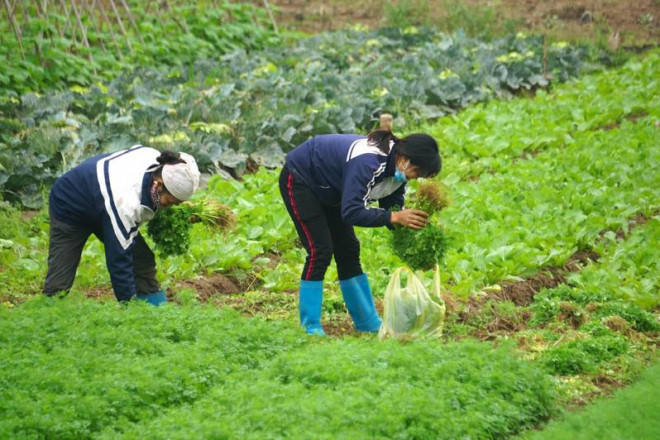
[44, 146, 200, 305]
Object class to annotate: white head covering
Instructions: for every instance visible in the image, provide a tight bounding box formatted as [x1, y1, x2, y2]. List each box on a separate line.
[161, 152, 200, 201]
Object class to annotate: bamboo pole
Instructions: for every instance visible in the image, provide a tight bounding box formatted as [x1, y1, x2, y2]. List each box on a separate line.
[28, 0, 47, 66]
[262, 0, 279, 34]
[162, 0, 189, 33]
[34, 0, 55, 45]
[69, 0, 91, 49]
[50, 0, 64, 38]
[97, 0, 125, 59]
[70, 0, 96, 73]
[19, 0, 30, 29]
[61, 0, 82, 47]
[119, 0, 144, 45]
[57, 0, 75, 40]
[3, 0, 25, 61]
[83, 0, 107, 52]
[542, 33, 548, 79]
[108, 0, 133, 53]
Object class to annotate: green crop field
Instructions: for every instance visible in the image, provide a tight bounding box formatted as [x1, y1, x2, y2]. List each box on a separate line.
[1, 1, 658, 439]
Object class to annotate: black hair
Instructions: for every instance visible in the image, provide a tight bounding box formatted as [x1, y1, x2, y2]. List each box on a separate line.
[367, 129, 399, 154]
[367, 129, 442, 178]
[152, 150, 185, 195]
[157, 150, 185, 167]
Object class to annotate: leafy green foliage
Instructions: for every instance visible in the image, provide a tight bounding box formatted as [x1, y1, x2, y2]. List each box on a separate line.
[147, 198, 235, 256]
[390, 180, 451, 270]
[0, 295, 306, 439]
[568, 217, 660, 310]
[532, 284, 659, 332]
[383, 0, 431, 28]
[591, 303, 660, 333]
[523, 360, 660, 440]
[424, 53, 660, 182]
[0, 46, 659, 439]
[0, 29, 593, 207]
[147, 204, 195, 256]
[103, 340, 555, 439]
[0, 2, 279, 94]
[392, 222, 450, 271]
[540, 333, 629, 375]
[433, 119, 660, 296]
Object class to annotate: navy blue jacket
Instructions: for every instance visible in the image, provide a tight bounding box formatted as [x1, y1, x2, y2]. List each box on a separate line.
[49, 146, 161, 301]
[285, 134, 406, 227]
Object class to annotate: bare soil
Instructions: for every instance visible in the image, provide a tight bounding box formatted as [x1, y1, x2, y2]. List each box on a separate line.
[497, 249, 601, 306]
[256, 0, 660, 46]
[178, 273, 241, 301]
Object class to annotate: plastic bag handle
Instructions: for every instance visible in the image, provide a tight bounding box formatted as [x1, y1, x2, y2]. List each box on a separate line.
[392, 266, 442, 297]
[390, 266, 413, 291]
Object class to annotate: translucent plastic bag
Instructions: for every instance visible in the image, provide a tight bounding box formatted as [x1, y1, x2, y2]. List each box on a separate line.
[379, 265, 446, 340]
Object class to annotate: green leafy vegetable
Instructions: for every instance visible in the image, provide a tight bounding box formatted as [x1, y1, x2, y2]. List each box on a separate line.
[392, 221, 450, 271]
[147, 198, 235, 256]
[147, 204, 195, 256]
[391, 180, 451, 270]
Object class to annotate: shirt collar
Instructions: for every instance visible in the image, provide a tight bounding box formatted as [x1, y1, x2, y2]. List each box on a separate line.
[141, 172, 155, 210]
[385, 146, 398, 176]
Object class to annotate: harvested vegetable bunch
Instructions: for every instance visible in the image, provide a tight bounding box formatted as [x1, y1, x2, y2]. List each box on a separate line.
[147, 197, 235, 255]
[391, 180, 450, 271]
[147, 204, 194, 256]
[392, 222, 450, 271]
[187, 198, 236, 230]
[415, 180, 450, 215]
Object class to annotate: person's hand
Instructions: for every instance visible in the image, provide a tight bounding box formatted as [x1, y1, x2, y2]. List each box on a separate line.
[390, 209, 428, 230]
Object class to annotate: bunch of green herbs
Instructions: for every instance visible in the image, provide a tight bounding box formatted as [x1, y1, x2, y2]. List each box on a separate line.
[391, 180, 451, 270]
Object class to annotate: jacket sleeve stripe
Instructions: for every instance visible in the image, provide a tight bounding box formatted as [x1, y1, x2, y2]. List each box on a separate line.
[96, 148, 142, 250]
[362, 163, 387, 208]
[346, 139, 360, 162]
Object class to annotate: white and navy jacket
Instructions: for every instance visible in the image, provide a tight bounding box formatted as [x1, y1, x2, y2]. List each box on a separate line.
[285, 134, 406, 227]
[49, 146, 161, 301]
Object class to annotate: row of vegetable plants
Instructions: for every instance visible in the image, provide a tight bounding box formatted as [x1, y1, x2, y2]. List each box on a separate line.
[1, 54, 658, 440]
[561, 216, 660, 311]
[4, 211, 656, 438]
[426, 53, 660, 182]
[389, 117, 660, 298]
[448, 214, 660, 411]
[108, 338, 554, 439]
[192, 98, 660, 303]
[0, 295, 556, 439]
[521, 357, 660, 439]
[2, 182, 657, 439]
[1, 117, 656, 310]
[0, 28, 596, 208]
[0, 1, 280, 94]
[1, 53, 658, 305]
[0, 296, 306, 439]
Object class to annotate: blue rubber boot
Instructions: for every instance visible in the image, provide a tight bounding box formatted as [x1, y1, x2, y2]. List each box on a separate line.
[299, 280, 326, 336]
[136, 290, 167, 306]
[340, 273, 382, 332]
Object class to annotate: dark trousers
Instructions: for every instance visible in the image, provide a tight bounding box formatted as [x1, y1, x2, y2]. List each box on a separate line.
[279, 165, 363, 282]
[44, 212, 159, 299]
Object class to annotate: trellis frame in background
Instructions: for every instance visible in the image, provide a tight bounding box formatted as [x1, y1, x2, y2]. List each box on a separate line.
[1, 0, 278, 65]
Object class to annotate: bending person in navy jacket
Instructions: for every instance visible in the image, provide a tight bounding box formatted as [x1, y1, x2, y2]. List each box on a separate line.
[44, 146, 200, 305]
[280, 129, 441, 335]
